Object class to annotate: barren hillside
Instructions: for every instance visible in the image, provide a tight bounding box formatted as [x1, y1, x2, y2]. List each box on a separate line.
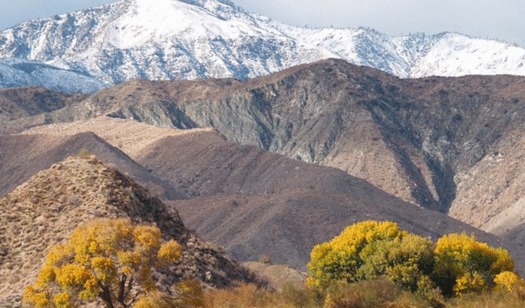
[0, 155, 253, 306]
[17, 119, 525, 275]
[0, 132, 174, 199]
[10, 60, 525, 249]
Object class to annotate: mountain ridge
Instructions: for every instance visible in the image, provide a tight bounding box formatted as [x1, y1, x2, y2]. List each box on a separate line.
[8, 59, 525, 251]
[0, 0, 524, 92]
[11, 119, 525, 275]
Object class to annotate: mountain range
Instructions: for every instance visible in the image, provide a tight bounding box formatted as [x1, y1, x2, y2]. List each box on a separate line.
[2, 117, 522, 301]
[1, 0, 525, 93]
[3, 59, 525, 274]
[3, 0, 525, 304]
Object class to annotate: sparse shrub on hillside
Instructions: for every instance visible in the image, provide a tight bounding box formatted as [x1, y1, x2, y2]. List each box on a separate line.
[174, 279, 205, 307]
[323, 278, 431, 308]
[445, 289, 525, 308]
[77, 148, 94, 159]
[307, 220, 435, 294]
[203, 284, 263, 307]
[279, 283, 324, 307]
[259, 255, 273, 265]
[133, 291, 178, 308]
[23, 218, 184, 308]
[134, 280, 204, 308]
[203, 283, 323, 308]
[433, 233, 516, 297]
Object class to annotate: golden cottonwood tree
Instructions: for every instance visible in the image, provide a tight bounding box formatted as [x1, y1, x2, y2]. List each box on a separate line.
[307, 220, 435, 292]
[23, 218, 183, 308]
[433, 233, 516, 296]
[307, 220, 522, 299]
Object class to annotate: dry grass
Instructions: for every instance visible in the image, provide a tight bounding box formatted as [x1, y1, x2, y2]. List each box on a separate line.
[445, 290, 525, 308]
[202, 279, 525, 308]
[242, 262, 307, 291]
[202, 279, 436, 308]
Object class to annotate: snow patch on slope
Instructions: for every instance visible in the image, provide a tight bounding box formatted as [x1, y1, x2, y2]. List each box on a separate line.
[410, 33, 525, 77]
[0, 58, 105, 93]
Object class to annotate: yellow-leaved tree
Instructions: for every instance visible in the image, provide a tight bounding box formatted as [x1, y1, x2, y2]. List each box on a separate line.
[307, 220, 435, 292]
[23, 218, 183, 308]
[307, 220, 523, 299]
[433, 233, 516, 297]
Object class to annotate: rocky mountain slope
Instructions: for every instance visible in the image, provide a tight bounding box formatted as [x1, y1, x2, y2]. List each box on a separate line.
[7, 59, 525, 252]
[16, 118, 525, 276]
[0, 86, 85, 121]
[0, 154, 254, 306]
[0, 0, 524, 92]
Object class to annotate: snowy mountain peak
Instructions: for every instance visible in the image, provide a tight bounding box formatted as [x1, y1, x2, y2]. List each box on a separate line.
[0, 0, 525, 92]
[105, 0, 253, 49]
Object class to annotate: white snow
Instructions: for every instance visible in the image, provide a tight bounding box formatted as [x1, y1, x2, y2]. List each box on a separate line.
[0, 58, 105, 93]
[0, 0, 525, 92]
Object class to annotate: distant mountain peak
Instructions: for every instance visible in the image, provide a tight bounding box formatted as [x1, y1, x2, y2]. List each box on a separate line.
[0, 0, 524, 92]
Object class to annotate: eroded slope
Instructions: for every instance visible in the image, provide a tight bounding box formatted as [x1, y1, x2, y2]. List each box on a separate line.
[0, 155, 253, 305]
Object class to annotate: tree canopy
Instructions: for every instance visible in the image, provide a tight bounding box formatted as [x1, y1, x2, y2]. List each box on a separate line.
[433, 233, 515, 296]
[308, 220, 522, 298]
[307, 220, 434, 292]
[24, 218, 183, 308]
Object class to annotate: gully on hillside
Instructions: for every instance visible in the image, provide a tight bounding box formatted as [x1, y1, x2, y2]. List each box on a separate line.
[5, 59, 525, 254]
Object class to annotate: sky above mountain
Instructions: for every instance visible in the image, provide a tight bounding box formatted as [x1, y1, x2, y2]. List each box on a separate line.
[0, 0, 523, 47]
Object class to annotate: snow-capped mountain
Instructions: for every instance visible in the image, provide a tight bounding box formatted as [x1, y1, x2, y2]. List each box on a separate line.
[0, 0, 524, 92]
[0, 58, 105, 93]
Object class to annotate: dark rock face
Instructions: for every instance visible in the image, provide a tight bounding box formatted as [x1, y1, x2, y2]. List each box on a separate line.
[55, 59, 524, 215]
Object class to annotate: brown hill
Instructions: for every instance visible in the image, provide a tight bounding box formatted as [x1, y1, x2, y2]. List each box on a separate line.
[0, 132, 176, 200]
[0, 86, 85, 135]
[133, 131, 525, 272]
[14, 59, 524, 249]
[19, 119, 525, 275]
[5, 60, 525, 277]
[121, 64, 521, 205]
[20, 116, 216, 159]
[0, 155, 254, 306]
[97, 62, 525, 213]
[0, 86, 83, 120]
